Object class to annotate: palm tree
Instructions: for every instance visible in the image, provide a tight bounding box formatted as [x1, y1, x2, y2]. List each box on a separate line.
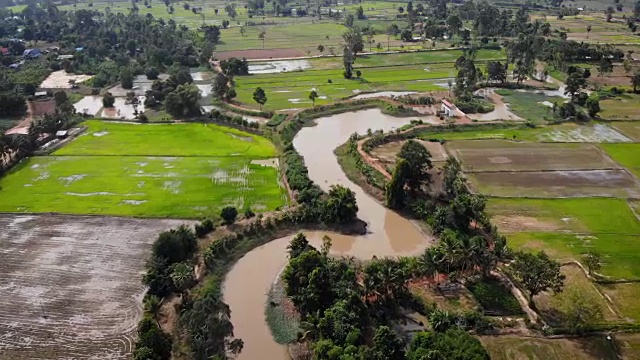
[171, 262, 194, 296]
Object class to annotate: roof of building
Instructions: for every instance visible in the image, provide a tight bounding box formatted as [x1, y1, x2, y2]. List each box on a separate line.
[0, 47, 8, 55]
[56, 130, 68, 137]
[442, 99, 455, 108]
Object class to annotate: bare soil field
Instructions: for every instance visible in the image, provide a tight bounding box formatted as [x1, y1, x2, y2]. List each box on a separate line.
[40, 70, 94, 89]
[446, 140, 619, 172]
[369, 139, 448, 164]
[215, 48, 305, 60]
[467, 169, 640, 198]
[0, 214, 187, 359]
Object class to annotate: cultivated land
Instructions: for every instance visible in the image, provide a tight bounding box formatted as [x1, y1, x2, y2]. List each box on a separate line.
[444, 137, 640, 198]
[0, 214, 187, 359]
[55, 120, 276, 157]
[600, 143, 640, 179]
[480, 335, 618, 360]
[492, 89, 563, 123]
[468, 169, 640, 198]
[418, 123, 631, 142]
[232, 49, 506, 110]
[487, 198, 640, 280]
[0, 120, 285, 218]
[445, 140, 619, 172]
[600, 93, 640, 120]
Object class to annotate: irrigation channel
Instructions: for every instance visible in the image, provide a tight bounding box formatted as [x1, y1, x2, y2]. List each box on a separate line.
[222, 109, 440, 360]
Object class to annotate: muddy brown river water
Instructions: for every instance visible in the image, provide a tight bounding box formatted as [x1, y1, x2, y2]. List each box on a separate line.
[222, 109, 435, 360]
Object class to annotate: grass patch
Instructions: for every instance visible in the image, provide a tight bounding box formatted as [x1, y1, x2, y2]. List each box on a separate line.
[534, 266, 620, 325]
[266, 113, 287, 127]
[467, 277, 524, 316]
[600, 93, 640, 120]
[600, 143, 640, 179]
[0, 155, 285, 218]
[599, 283, 640, 323]
[265, 278, 301, 344]
[55, 120, 276, 158]
[409, 282, 478, 313]
[488, 198, 640, 279]
[610, 122, 640, 141]
[616, 334, 640, 359]
[494, 88, 563, 123]
[479, 335, 619, 360]
[488, 198, 640, 234]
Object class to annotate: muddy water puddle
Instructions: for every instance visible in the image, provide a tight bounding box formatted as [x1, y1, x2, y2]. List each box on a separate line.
[223, 109, 433, 360]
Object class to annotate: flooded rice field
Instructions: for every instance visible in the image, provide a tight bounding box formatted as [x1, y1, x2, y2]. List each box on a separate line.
[74, 95, 145, 120]
[0, 214, 186, 359]
[223, 109, 435, 360]
[351, 91, 417, 100]
[248, 60, 311, 74]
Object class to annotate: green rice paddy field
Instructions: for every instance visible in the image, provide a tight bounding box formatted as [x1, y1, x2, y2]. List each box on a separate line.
[234, 49, 505, 109]
[488, 198, 640, 280]
[0, 120, 285, 218]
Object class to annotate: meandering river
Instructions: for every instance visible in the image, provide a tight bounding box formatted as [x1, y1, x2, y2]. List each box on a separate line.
[222, 109, 437, 360]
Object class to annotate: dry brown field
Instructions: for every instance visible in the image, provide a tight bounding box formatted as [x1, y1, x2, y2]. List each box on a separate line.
[0, 214, 186, 359]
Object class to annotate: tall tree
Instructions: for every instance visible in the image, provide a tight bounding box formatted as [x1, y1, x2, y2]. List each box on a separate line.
[322, 184, 358, 224]
[308, 89, 319, 107]
[182, 293, 244, 360]
[632, 71, 640, 92]
[252, 87, 267, 110]
[583, 251, 602, 275]
[511, 251, 565, 302]
[369, 326, 405, 360]
[342, 27, 364, 57]
[211, 73, 229, 100]
[397, 140, 433, 192]
[385, 158, 410, 209]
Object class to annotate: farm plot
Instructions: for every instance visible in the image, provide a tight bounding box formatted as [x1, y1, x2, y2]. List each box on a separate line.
[370, 140, 448, 164]
[611, 122, 640, 141]
[480, 335, 619, 360]
[232, 49, 506, 109]
[600, 143, 640, 179]
[54, 120, 276, 158]
[233, 63, 454, 109]
[600, 93, 640, 121]
[487, 198, 640, 279]
[467, 169, 640, 198]
[0, 156, 283, 218]
[0, 120, 284, 217]
[416, 123, 629, 143]
[0, 214, 186, 359]
[446, 140, 619, 172]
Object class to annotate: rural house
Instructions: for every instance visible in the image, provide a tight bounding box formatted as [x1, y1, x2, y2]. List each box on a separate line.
[441, 99, 458, 117]
[23, 48, 42, 58]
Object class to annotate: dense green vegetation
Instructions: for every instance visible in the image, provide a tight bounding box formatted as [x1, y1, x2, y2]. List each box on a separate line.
[280, 233, 495, 359]
[468, 278, 524, 315]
